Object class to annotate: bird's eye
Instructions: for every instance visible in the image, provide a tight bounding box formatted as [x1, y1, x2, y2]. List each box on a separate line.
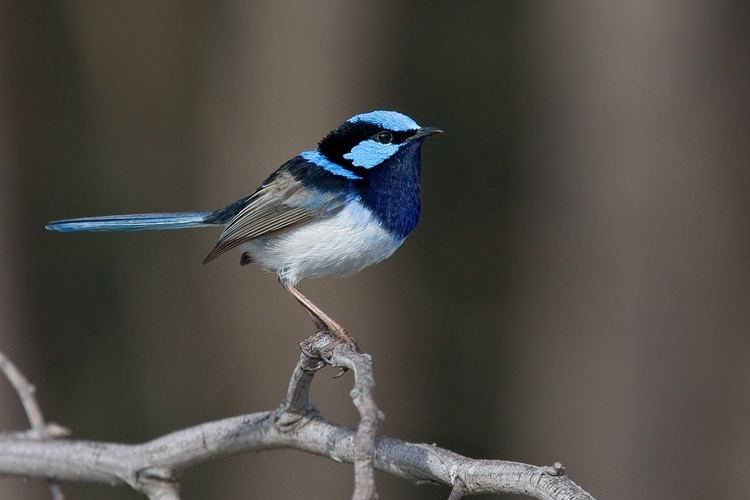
[376, 131, 393, 144]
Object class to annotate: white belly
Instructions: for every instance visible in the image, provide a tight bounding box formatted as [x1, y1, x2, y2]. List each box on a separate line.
[241, 201, 404, 285]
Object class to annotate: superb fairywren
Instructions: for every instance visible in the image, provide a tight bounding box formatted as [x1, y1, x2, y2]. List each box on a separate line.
[47, 110, 441, 344]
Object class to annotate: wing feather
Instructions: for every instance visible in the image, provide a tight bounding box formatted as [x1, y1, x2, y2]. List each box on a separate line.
[203, 170, 347, 263]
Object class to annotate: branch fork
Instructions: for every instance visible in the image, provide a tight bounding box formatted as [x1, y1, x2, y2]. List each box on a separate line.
[293, 331, 383, 499]
[0, 333, 595, 500]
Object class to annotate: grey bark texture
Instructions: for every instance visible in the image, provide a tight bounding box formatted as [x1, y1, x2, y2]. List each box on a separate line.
[0, 332, 595, 500]
[0, 351, 66, 499]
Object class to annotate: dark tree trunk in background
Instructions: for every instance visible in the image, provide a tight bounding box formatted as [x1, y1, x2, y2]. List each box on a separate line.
[399, 2, 750, 499]
[0, 3, 41, 499]
[512, 4, 750, 498]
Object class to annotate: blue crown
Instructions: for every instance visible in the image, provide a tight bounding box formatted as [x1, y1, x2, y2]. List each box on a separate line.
[347, 111, 420, 132]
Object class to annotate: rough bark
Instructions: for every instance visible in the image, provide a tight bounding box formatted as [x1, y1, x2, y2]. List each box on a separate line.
[0, 332, 595, 500]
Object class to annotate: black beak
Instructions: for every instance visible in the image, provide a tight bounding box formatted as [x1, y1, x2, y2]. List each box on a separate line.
[410, 126, 443, 141]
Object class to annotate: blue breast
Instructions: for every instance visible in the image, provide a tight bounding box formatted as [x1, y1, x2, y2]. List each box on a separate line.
[356, 141, 422, 239]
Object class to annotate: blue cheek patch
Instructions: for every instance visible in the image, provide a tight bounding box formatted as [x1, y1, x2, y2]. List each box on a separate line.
[344, 140, 401, 169]
[301, 150, 362, 180]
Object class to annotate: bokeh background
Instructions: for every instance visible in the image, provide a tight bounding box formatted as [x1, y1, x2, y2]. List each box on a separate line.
[2, 1, 749, 499]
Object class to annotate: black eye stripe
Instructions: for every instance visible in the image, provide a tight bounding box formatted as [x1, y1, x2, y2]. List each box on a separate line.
[390, 130, 415, 144]
[318, 122, 419, 167]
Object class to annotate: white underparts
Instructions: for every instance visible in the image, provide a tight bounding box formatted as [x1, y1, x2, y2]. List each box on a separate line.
[240, 201, 404, 286]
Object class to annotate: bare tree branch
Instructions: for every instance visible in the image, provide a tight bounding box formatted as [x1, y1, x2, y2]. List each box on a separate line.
[300, 332, 382, 499]
[447, 477, 468, 500]
[0, 334, 596, 499]
[138, 468, 181, 500]
[0, 350, 66, 500]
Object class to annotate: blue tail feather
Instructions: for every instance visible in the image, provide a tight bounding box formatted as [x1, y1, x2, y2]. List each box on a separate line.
[45, 211, 216, 233]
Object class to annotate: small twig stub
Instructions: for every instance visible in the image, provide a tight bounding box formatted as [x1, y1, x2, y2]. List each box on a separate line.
[0, 350, 66, 499]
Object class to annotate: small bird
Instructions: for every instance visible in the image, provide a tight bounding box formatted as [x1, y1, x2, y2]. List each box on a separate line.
[47, 110, 441, 347]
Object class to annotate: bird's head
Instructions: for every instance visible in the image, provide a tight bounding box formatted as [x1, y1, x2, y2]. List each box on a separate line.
[311, 110, 441, 180]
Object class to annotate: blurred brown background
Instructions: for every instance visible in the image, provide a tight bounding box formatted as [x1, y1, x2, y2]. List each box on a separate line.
[2, 1, 749, 499]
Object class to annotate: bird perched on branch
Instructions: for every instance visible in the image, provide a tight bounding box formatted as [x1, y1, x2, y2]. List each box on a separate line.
[47, 110, 441, 348]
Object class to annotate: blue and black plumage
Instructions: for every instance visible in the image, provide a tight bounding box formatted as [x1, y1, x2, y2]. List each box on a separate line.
[47, 110, 441, 341]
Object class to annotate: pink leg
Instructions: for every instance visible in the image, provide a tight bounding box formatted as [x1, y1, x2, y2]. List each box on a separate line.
[284, 284, 359, 351]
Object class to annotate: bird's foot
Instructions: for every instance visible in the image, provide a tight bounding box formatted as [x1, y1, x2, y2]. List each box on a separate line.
[320, 328, 360, 359]
[298, 328, 360, 377]
[299, 336, 326, 371]
[284, 284, 359, 372]
[320, 328, 359, 378]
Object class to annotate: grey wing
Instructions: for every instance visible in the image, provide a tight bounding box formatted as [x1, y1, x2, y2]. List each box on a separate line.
[203, 170, 347, 264]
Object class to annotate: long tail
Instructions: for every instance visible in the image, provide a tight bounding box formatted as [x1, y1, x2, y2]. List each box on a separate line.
[45, 211, 216, 233]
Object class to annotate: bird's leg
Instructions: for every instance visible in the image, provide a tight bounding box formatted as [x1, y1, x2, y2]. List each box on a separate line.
[283, 284, 360, 361]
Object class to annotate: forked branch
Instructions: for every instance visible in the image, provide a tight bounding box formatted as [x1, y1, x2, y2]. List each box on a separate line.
[0, 333, 595, 499]
[0, 350, 67, 499]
